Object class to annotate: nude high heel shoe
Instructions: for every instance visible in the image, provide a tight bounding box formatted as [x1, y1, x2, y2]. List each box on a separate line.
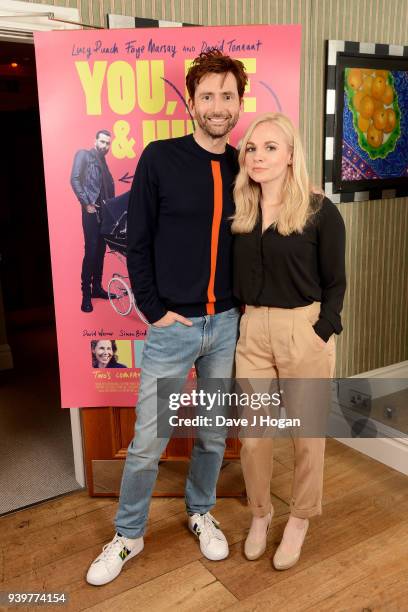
[244, 511, 273, 561]
[273, 518, 309, 570]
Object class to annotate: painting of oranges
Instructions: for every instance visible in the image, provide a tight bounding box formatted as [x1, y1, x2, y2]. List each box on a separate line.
[345, 67, 400, 159]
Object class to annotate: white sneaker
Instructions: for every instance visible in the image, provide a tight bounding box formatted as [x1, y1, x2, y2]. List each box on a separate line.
[86, 533, 144, 586]
[188, 512, 229, 561]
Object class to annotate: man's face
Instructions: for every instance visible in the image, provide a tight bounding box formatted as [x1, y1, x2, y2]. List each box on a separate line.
[95, 133, 111, 156]
[188, 72, 242, 139]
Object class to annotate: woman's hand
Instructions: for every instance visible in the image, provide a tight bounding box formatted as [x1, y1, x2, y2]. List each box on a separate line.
[313, 330, 327, 348]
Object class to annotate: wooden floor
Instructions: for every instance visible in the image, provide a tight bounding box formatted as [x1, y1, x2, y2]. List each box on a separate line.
[2, 439, 408, 612]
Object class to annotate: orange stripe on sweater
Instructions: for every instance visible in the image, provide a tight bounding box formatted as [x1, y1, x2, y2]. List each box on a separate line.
[206, 161, 223, 315]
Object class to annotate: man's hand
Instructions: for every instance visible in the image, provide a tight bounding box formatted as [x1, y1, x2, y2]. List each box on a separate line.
[152, 311, 193, 328]
[85, 204, 97, 214]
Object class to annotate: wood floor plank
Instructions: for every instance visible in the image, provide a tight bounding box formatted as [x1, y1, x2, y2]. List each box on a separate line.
[322, 446, 396, 503]
[1, 504, 126, 582]
[270, 443, 395, 508]
[0, 515, 203, 610]
[0, 499, 235, 607]
[0, 495, 191, 582]
[0, 492, 114, 545]
[0, 504, 185, 581]
[307, 564, 408, 612]
[0, 495, 286, 611]
[272, 438, 351, 469]
[1, 440, 408, 612]
[0, 493, 186, 547]
[201, 471, 408, 601]
[82, 561, 237, 612]
[221, 523, 408, 611]
[143, 496, 188, 523]
[0, 493, 285, 589]
[39, 501, 248, 612]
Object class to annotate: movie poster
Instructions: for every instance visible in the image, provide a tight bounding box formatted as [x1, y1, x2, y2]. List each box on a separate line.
[34, 24, 301, 407]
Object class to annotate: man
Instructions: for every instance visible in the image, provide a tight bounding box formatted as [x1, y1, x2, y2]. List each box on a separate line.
[70, 130, 115, 313]
[86, 51, 247, 586]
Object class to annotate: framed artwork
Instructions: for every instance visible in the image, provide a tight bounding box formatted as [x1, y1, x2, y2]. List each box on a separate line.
[324, 40, 408, 202]
[107, 15, 195, 28]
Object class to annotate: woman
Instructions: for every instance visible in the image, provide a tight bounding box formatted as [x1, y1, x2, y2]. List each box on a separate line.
[232, 113, 346, 569]
[91, 339, 127, 369]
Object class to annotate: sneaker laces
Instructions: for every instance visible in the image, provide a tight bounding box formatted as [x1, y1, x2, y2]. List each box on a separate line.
[198, 513, 224, 541]
[99, 535, 129, 562]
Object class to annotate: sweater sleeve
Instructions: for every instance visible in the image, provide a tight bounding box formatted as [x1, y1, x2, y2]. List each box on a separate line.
[126, 144, 167, 324]
[313, 199, 347, 342]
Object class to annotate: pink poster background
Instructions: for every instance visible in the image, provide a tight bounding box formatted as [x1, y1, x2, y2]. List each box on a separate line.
[34, 24, 301, 407]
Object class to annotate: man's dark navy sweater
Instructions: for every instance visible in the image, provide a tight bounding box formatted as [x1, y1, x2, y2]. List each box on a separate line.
[126, 134, 239, 324]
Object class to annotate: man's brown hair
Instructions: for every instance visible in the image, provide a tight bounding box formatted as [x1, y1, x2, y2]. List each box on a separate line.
[186, 49, 248, 100]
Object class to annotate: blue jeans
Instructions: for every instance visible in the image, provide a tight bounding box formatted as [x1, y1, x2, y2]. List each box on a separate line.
[114, 307, 240, 538]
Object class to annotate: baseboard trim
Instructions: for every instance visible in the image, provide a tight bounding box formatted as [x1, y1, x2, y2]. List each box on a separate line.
[351, 360, 408, 379]
[335, 361, 408, 475]
[335, 436, 408, 476]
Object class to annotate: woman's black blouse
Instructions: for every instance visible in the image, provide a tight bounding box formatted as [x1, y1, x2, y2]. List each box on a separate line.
[233, 197, 346, 342]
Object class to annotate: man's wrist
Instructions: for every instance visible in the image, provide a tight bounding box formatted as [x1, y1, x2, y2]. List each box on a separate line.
[143, 304, 167, 325]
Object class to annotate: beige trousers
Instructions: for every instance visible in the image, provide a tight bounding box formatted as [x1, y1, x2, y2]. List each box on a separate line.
[235, 302, 336, 519]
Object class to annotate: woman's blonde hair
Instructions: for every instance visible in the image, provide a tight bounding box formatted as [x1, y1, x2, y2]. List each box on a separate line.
[231, 112, 322, 235]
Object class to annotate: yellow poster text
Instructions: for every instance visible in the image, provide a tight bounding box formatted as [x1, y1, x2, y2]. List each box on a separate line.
[75, 60, 166, 115]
